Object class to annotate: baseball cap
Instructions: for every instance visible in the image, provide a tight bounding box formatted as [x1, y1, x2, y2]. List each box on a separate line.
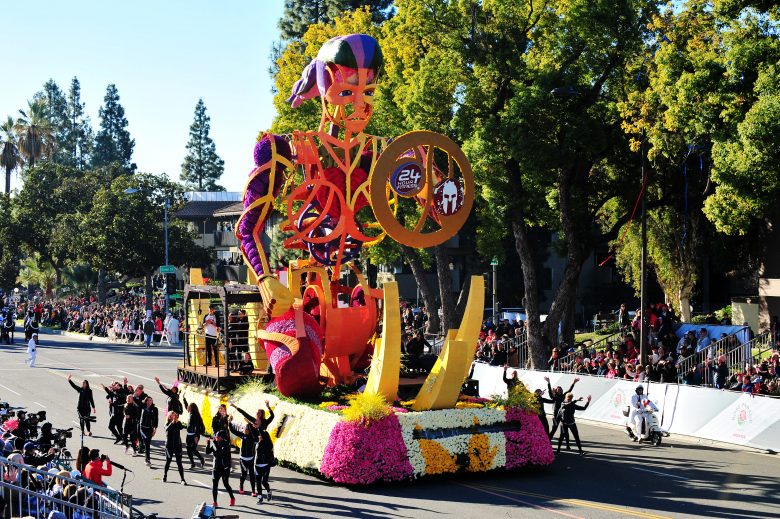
[23, 441, 37, 451]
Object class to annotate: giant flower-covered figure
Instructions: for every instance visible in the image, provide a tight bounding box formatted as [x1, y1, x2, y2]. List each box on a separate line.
[238, 34, 475, 398]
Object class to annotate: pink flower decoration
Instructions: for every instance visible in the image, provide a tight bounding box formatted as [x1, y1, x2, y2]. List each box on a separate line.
[504, 407, 555, 469]
[320, 414, 414, 484]
[390, 407, 409, 413]
[326, 405, 348, 411]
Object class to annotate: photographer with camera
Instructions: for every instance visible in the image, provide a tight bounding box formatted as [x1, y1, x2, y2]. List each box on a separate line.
[37, 422, 56, 452]
[84, 448, 113, 486]
[22, 441, 56, 467]
[68, 375, 96, 437]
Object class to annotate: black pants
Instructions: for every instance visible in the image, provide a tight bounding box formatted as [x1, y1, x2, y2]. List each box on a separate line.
[239, 458, 255, 493]
[538, 412, 550, 438]
[78, 408, 91, 435]
[164, 446, 185, 481]
[140, 427, 153, 462]
[109, 412, 124, 440]
[255, 465, 271, 492]
[205, 336, 219, 366]
[123, 422, 138, 452]
[556, 422, 583, 453]
[548, 415, 561, 440]
[186, 435, 205, 466]
[212, 467, 234, 502]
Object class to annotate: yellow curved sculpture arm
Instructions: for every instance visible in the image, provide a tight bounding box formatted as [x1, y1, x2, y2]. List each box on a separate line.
[412, 275, 484, 411]
[364, 281, 401, 402]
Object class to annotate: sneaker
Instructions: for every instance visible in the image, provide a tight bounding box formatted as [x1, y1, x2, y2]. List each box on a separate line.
[146, 460, 151, 466]
[212, 502, 218, 508]
[257, 496, 264, 504]
[181, 480, 187, 486]
[200, 460, 205, 468]
[163, 475, 167, 482]
[190, 464, 196, 470]
[251, 493, 257, 498]
[229, 498, 235, 507]
[267, 491, 272, 502]
[239, 489, 245, 495]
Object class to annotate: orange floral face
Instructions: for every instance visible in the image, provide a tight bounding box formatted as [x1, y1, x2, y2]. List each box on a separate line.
[322, 64, 376, 134]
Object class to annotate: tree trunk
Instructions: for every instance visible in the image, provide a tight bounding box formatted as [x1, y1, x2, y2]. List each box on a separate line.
[5, 167, 10, 195]
[401, 245, 440, 334]
[560, 285, 577, 348]
[679, 287, 692, 323]
[510, 215, 546, 369]
[98, 268, 107, 304]
[145, 272, 154, 311]
[434, 245, 457, 333]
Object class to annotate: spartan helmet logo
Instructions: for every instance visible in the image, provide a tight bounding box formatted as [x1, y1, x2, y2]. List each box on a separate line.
[433, 179, 464, 217]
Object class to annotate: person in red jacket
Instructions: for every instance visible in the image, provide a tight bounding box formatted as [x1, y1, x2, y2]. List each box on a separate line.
[84, 449, 112, 486]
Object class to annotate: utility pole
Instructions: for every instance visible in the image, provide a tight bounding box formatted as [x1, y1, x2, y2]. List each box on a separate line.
[639, 138, 648, 365]
[491, 257, 499, 325]
[164, 197, 170, 316]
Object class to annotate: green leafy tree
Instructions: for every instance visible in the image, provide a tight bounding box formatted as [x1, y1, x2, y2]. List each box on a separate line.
[0, 195, 21, 290]
[63, 77, 94, 170]
[181, 99, 225, 191]
[13, 162, 117, 287]
[93, 84, 135, 172]
[81, 174, 211, 309]
[15, 98, 54, 169]
[33, 79, 68, 163]
[1, 117, 23, 194]
[16, 253, 56, 298]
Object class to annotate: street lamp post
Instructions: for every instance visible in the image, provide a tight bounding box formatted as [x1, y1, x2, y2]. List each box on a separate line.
[491, 257, 499, 325]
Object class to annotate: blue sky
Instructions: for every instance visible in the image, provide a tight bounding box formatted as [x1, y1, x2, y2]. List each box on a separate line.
[3, 0, 285, 192]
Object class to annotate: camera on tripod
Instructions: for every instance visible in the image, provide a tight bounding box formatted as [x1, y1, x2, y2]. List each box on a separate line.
[54, 427, 73, 448]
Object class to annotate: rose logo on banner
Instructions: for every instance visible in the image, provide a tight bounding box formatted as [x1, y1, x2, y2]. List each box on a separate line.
[390, 162, 424, 197]
[732, 402, 753, 428]
[611, 390, 625, 408]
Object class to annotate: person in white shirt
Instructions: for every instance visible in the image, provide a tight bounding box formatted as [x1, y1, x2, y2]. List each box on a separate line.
[26, 333, 38, 367]
[203, 307, 220, 366]
[627, 385, 658, 440]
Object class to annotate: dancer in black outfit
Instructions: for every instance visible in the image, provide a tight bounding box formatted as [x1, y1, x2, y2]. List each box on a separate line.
[229, 417, 258, 496]
[254, 428, 275, 504]
[155, 377, 183, 415]
[556, 393, 591, 455]
[183, 398, 205, 469]
[68, 375, 96, 437]
[206, 430, 235, 508]
[534, 388, 553, 438]
[233, 400, 274, 431]
[162, 411, 187, 485]
[101, 380, 128, 443]
[211, 404, 230, 438]
[123, 395, 140, 455]
[139, 397, 158, 466]
[544, 376, 579, 440]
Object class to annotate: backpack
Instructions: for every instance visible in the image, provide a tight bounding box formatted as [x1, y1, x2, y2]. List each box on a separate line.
[143, 320, 155, 335]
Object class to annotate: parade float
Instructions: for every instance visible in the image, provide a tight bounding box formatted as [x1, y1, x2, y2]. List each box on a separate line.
[177, 33, 553, 484]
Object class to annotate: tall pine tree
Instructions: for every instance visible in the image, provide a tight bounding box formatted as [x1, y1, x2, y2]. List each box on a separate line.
[63, 77, 93, 170]
[93, 84, 135, 172]
[278, 0, 391, 40]
[181, 99, 224, 191]
[33, 79, 68, 163]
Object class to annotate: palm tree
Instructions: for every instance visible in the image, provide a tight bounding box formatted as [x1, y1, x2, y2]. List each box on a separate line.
[15, 99, 54, 169]
[0, 116, 22, 194]
[16, 254, 57, 298]
[63, 264, 99, 296]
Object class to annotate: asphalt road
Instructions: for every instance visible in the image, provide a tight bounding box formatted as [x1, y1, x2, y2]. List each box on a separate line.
[1, 328, 779, 519]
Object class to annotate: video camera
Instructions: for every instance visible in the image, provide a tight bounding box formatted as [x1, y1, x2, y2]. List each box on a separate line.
[15, 409, 47, 438]
[54, 427, 73, 449]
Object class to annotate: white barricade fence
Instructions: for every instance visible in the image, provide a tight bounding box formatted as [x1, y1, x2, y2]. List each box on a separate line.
[471, 362, 780, 452]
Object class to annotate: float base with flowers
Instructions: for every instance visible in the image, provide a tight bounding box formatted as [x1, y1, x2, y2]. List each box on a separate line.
[178, 380, 554, 485]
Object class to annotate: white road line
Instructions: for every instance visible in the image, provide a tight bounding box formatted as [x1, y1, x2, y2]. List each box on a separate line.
[117, 370, 157, 383]
[634, 467, 689, 481]
[33, 401, 47, 408]
[0, 383, 21, 396]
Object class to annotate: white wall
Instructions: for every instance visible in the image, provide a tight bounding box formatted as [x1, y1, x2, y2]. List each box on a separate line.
[472, 363, 780, 452]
